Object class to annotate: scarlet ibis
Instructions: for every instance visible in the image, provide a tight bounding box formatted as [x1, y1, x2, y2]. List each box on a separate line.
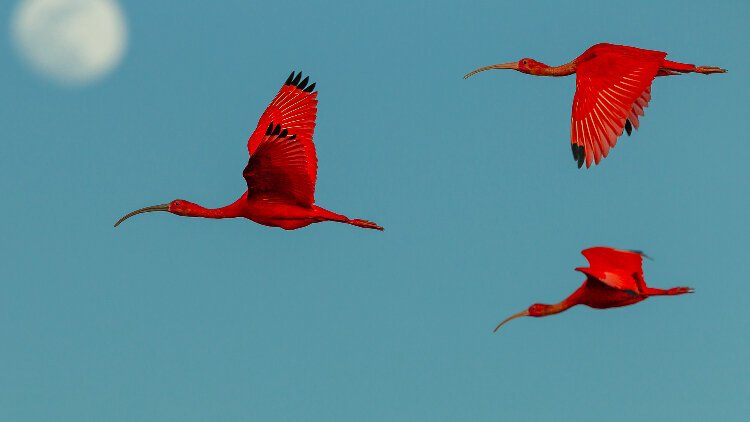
[115, 72, 383, 231]
[494, 247, 693, 332]
[464, 43, 726, 168]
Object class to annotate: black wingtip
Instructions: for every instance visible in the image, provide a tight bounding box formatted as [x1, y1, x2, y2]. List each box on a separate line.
[625, 119, 633, 136]
[265, 123, 274, 135]
[285, 71, 316, 92]
[284, 71, 295, 86]
[298, 76, 309, 91]
[279, 128, 288, 138]
[573, 144, 585, 168]
[629, 249, 653, 260]
[291, 72, 302, 86]
[271, 124, 281, 136]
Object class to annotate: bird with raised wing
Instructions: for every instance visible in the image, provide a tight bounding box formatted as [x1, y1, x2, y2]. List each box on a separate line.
[494, 247, 693, 332]
[464, 43, 726, 168]
[115, 72, 383, 231]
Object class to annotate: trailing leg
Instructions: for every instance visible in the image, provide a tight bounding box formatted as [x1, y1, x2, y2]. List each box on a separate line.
[312, 206, 384, 231]
[659, 60, 726, 76]
[643, 286, 695, 296]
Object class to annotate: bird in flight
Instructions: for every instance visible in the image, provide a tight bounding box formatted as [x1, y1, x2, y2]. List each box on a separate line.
[494, 246, 693, 332]
[464, 43, 726, 168]
[115, 72, 383, 231]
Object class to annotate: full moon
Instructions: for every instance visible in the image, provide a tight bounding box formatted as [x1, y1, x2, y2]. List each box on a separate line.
[11, 0, 128, 86]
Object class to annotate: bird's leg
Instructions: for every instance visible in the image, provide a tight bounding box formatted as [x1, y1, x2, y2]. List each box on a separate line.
[694, 66, 727, 74]
[311, 206, 384, 231]
[659, 60, 727, 76]
[642, 287, 695, 296]
[666, 287, 695, 295]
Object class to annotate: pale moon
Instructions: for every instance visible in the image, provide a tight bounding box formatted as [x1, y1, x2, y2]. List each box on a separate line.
[11, 0, 128, 86]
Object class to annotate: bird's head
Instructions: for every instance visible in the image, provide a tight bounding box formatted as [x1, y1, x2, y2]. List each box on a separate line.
[114, 199, 199, 227]
[167, 199, 199, 216]
[464, 58, 548, 78]
[493, 303, 551, 332]
[527, 303, 548, 316]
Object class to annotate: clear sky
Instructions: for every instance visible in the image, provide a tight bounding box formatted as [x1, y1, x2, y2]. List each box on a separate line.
[1, 0, 748, 420]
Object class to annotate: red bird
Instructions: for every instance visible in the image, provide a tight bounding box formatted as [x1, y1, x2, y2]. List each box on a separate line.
[115, 72, 383, 231]
[494, 247, 693, 332]
[464, 43, 726, 168]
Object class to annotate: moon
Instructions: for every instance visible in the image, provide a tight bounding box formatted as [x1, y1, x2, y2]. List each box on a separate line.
[11, 0, 128, 86]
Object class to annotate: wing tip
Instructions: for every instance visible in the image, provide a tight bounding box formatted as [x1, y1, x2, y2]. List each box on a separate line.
[628, 249, 653, 260]
[572, 144, 585, 169]
[285, 71, 317, 93]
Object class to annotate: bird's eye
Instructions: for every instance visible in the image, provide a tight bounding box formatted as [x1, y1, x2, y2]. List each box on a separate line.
[174, 201, 181, 206]
[522, 60, 528, 65]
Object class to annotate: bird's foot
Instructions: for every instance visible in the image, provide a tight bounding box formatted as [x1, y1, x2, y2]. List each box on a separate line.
[696, 66, 727, 74]
[668, 287, 695, 295]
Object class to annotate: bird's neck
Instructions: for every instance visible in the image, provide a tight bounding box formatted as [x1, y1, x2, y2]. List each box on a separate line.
[536, 61, 577, 77]
[182, 196, 247, 219]
[541, 300, 575, 316]
[542, 291, 583, 316]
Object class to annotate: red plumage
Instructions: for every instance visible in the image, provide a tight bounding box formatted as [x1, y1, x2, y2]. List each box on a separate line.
[115, 72, 383, 231]
[465, 43, 726, 168]
[494, 246, 694, 332]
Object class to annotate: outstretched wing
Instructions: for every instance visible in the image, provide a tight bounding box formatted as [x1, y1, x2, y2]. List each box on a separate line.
[575, 246, 648, 293]
[244, 123, 315, 206]
[246, 71, 318, 185]
[571, 44, 666, 168]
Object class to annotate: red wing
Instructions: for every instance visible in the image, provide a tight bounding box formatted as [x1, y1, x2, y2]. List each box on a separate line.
[624, 86, 652, 135]
[246, 71, 318, 185]
[243, 124, 315, 206]
[575, 246, 648, 293]
[571, 47, 665, 168]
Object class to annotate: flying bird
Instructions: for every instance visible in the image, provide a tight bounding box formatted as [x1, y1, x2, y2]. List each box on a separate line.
[464, 43, 726, 168]
[115, 72, 383, 231]
[494, 247, 693, 332]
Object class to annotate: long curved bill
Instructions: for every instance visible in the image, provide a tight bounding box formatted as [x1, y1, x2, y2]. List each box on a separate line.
[114, 203, 170, 227]
[493, 310, 529, 332]
[464, 62, 518, 79]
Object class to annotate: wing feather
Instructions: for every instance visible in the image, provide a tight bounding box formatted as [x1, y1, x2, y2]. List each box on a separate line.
[243, 124, 315, 206]
[241, 72, 319, 206]
[571, 46, 664, 167]
[575, 247, 648, 293]
[246, 71, 318, 185]
[571, 45, 666, 167]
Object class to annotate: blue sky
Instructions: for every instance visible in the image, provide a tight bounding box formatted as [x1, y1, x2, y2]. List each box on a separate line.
[1, 0, 748, 420]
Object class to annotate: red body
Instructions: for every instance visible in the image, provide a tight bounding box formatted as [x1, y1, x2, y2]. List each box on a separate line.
[465, 43, 726, 168]
[171, 193, 362, 231]
[115, 72, 383, 231]
[494, 247, 694, 332]
[566, 279, 646, 310]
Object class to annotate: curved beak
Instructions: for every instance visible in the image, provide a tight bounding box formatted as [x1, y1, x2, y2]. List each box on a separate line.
[493, 309, 529, 332]
[114, 203, 170, 227]
[464, 62, 518, 79]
